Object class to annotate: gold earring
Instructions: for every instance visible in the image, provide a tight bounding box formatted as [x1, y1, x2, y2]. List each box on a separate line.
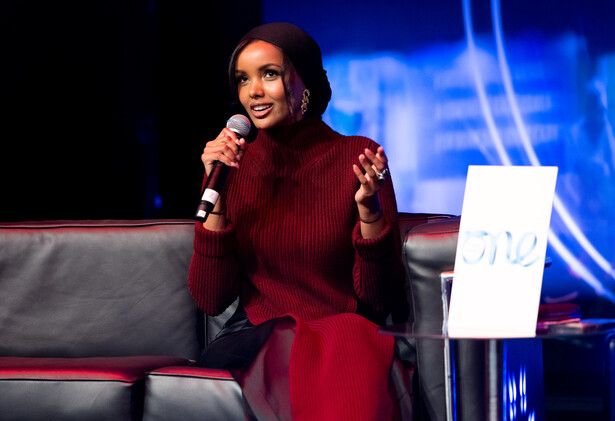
[301, 89, 311, 115]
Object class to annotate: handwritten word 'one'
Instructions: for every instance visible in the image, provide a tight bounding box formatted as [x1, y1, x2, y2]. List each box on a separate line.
[461, 230, 540, 267]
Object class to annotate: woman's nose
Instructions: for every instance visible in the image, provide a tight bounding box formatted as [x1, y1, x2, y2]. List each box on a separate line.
[249, 79, 263, 98]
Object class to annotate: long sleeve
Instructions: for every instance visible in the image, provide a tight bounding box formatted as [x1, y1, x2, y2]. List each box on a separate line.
[188, 221, 241, 315]
[351, 164, 406, 319]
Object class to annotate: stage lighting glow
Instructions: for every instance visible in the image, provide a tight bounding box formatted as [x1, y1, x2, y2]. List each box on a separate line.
[488, 0, 615, 301]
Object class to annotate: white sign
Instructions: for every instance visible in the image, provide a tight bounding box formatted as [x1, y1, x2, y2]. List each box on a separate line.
[447, 165, 558, 338]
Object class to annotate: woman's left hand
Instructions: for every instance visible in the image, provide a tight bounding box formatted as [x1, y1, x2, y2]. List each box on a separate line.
[353, 146, 389, 207]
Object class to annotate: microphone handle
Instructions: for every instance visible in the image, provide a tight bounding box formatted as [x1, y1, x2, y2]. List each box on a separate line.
[194, 161, 231, 222]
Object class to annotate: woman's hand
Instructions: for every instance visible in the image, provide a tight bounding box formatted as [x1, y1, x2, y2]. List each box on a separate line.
[353, 146, 388, 207]
[353, 146, 389, 237]
[199, 128, 248, 231]
[201, 128, 248, 176]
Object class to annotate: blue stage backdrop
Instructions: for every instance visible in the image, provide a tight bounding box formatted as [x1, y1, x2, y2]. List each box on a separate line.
[264, 0, 615, 316]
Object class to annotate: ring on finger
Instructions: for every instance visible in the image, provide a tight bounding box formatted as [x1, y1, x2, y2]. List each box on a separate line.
[375, 168, 389, 182]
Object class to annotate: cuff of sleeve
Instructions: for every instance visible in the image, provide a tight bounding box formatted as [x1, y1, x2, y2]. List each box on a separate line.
[193, 221, 236, 257]
[352, 218, 395, 260]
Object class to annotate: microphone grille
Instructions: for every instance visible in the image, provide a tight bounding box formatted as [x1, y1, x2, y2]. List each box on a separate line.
[226, 114, 252, 139]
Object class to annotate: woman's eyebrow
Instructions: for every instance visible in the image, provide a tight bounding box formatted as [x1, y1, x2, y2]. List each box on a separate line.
[235, 63, 282, 73]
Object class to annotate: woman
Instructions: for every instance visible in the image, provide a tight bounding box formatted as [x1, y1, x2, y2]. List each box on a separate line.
[189, 22, 409, 420]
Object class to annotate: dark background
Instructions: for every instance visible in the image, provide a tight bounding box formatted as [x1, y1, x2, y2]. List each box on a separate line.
[1, 0, 261, 221]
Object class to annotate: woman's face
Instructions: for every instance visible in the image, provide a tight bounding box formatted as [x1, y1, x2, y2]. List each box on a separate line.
[235, 40, 305, 130]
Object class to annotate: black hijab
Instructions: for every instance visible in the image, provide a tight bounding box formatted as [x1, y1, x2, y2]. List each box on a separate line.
[230, 22, 332, 117]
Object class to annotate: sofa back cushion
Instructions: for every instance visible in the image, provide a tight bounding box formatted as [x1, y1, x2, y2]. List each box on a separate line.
[0, 220, 203, 359]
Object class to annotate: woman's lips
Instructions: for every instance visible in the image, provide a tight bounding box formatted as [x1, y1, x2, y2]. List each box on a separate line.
[251, 104, 272, 118]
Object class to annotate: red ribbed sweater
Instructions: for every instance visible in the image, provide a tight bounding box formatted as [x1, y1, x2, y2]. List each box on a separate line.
[188, 117, 405, 325]
[188, 117, 407, 420]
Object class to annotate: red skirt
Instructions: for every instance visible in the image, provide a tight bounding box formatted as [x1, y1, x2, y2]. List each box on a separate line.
[198, 309, 412, 420]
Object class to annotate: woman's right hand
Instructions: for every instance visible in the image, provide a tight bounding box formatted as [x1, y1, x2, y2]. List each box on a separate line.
[201, 128, 248, 176]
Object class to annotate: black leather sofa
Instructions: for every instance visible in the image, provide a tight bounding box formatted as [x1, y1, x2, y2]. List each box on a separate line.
[0, 214, 462, 420]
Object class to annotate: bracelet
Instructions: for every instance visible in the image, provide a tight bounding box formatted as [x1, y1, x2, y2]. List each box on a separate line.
[360, 212, 383, 224]
[209, 210, 226, 215]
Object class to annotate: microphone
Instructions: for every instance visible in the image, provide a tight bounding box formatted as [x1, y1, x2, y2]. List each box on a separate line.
[194, 114, 252, 222]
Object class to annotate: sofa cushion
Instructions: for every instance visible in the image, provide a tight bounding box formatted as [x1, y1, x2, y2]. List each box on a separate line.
[0, 356, 191, 421]
[143, 366, 250, 421]
[0, 220, 203, 359]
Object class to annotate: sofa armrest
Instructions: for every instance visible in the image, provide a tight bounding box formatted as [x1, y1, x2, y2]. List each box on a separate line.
[402, 215, 460, 330]
[401, 215, 460, 421]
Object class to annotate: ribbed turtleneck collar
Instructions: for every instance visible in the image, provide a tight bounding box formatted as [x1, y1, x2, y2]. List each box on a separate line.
[249, 117, 339, 174]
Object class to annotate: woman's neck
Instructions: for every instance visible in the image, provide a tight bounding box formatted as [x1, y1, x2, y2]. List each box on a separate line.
[262, 116, 317, 140]
[251, 116, 333, 172]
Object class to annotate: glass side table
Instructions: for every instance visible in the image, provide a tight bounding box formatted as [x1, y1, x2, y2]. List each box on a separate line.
[380, 320, 615, 421]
